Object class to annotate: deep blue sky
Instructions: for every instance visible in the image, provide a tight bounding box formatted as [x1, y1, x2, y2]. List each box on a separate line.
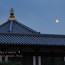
[0, 0, 65, 34]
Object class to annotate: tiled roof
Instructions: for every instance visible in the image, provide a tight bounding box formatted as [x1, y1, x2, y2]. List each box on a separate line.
[0, 19, 65, 46]
[0, 33, 65, 46]
[0, 20, 39, 34]
[1, 9, 65, 46]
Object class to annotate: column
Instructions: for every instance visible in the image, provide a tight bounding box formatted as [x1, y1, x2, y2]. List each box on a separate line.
[38, 56, 41, 65]
[5, 55, 8, 62]
[0, 55, 2, 62]
[33, 56, 36, 65]
[64, 57, 65, 61]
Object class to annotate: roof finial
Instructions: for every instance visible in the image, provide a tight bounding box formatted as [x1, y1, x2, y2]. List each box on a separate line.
[10, 8, 14, 16]
[8, 8, 16, 20]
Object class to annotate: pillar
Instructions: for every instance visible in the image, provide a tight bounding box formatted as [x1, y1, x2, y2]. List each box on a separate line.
[0, 55, 2, 62]
[38, 56, 41, 65]
[64, 57, 65, 61]
[5, 55, 8, 62]
[33, 56, 36, 65]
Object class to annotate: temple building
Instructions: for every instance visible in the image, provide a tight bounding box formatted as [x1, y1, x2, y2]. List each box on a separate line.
[0, 8, 65, 65]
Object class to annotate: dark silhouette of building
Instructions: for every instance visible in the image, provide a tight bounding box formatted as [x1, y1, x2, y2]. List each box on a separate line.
[0, 8, 65, 65]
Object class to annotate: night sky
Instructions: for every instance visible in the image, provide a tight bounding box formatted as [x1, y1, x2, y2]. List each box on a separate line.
[0, 0, 65, 34]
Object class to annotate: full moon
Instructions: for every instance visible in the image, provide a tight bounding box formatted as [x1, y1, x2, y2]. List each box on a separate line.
[56, 19, 60, 23]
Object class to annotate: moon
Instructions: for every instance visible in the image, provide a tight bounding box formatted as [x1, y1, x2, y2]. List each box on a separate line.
[56, 19, 60, 23]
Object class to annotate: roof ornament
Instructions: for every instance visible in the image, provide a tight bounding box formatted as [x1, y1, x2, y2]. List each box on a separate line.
[8, 8, 16, 20]
[10, 8, 14, 16]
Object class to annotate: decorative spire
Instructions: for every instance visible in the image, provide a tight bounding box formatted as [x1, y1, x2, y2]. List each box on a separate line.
[10, 8, 14, 16]
[8, 8, 16, 20]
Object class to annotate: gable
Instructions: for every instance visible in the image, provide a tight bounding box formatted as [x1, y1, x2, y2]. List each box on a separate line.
[0, 20, 39, 34]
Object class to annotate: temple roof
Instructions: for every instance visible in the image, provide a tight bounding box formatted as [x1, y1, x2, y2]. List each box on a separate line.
[0, 8, 39, 34]
[0, 8, 65, 46]
[0, 33, 65, 46]
[0, 20, 39, 34]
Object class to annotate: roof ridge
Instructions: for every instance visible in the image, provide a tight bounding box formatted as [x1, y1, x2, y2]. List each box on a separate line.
[15, 20, 39, 33]
[0, 33, 65, 38]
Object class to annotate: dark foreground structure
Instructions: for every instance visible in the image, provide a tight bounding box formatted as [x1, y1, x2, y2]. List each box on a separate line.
[0, 8, 65, 65]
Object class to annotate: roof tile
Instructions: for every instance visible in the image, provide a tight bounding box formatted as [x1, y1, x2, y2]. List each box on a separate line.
[0, 33, 65, 45]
